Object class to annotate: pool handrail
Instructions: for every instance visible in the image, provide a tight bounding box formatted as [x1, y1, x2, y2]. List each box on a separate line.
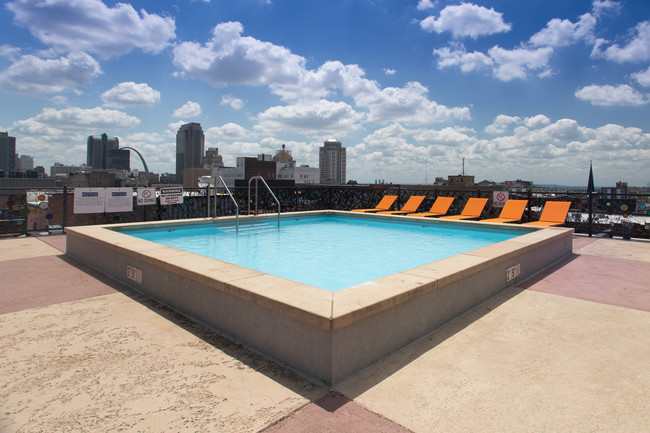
[217, 175, 239, 232]
[248, 176, 281, 227]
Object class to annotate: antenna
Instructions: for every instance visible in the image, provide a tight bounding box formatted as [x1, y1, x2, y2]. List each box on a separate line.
[462, 157, 465, 176]
[425, 157, 428, 184]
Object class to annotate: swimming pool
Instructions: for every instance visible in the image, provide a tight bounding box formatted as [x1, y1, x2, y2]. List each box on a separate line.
[66, 210, 573, 386]
[122, 215, 526, 292]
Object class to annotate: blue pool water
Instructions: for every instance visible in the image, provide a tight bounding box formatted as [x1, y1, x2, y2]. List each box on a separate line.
[121, 215, 527, 292]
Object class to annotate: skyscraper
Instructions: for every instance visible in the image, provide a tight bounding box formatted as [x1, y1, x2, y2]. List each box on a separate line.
[0, 131, 16, 171]
[319, 139, 346, 184]
[176, 123, 205, 183]
[87, 133, 124, 170]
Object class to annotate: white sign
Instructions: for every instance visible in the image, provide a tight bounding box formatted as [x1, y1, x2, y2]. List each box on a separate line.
[506, 264, 521, 282]
[493, 191, 509, 208]
[105, 188, 133, 212]
[126, 265, 142, 284]
[74, 188, 105, 214]
[137, 187, 157, 206]
[160, 187, 184, 205]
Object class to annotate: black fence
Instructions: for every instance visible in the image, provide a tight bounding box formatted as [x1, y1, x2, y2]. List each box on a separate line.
[2, 185, 649, 239]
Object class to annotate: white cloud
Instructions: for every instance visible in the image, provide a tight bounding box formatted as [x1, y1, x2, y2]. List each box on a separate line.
[220, 95, 244, 110]
[488, 46, 554, 81]
[12, 107, 141, 133]
[172, 101, 202, 118]
[529, 13, 596, 47]
[416, 0, 436, 11]
[484, 114, 521, 134]
[434, 46, 493, 72]
[575, 84, 649, 106]
[420, 3, 511, 38]
[383, 68, 396, 75]
[6, 0, 175, 58]
[484, 114, 551, 134]
[172, 21, 305, 87]
[592, 0, 622, 18]
[256, 100, 365, 137]
[632, 66, 650, 87]
[101, 82, 160, 108]
[0, 44, 20, 60]
[592, 20, 650, 63]
[206, 122, 250, 140]
[357, 81, 471, 125]
[434, 45, 553, 80]
[0, 52, 101, 95]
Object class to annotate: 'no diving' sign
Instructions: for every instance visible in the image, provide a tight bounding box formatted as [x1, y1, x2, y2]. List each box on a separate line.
[492, 191, 509, 208]
[137, 187, 157, 206]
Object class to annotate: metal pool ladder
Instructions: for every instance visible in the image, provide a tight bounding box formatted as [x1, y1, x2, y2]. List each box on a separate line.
[248, 176, 281, 227]
[216, 175, 239, 232]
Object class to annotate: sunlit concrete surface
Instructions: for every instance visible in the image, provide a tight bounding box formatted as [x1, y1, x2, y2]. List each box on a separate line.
[1, 234, 649, 432]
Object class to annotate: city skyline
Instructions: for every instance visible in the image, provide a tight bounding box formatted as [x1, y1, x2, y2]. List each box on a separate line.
[1, 0, 649, 186]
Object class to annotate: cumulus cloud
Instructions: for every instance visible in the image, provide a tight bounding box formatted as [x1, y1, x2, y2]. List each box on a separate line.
[420, 3, 511, 38]
[529, 13, 596, 47]
[206, 122, 250, 140]
[484, 114, 521, 134]
[172, 101, 202, 118]
[416, 0, 437, 11]
[575, 84, 649, 106]
[357, 81, 471, 124]
[632, 66, 650, 87]
[172, 21, 305, 87]
[592, 20, 650, 63]
[101, 82, 160, 108]
[488, 46, 554, 81]
[11, 107, 141, 133]
[256, 100, 365, 137]
[435, 45, 553, 80]
[434, 46, 493, 72]
[6, 0, 175, 58]
[220, 95, 244, 110]
[383, 68, 396, 75]
[0, 52, 101, 95]
[592, 0, 622, 18]
[0, 44, 20, 60]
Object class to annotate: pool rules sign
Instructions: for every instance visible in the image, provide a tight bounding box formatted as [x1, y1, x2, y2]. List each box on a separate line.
[159, 187, 184, 205]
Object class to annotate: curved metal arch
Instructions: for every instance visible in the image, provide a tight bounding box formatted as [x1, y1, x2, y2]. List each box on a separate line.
[120, 146, 149, 173]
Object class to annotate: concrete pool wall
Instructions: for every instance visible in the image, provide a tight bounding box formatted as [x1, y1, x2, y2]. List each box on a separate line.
[65, 210, 573, 386]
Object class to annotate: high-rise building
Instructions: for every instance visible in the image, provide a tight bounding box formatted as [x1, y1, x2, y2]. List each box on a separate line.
[87, 133, 121, 170]
[176, 123, 205, 183]
[0, 131, 17, 171]
[17, 155, 34, 170]
[319, 138, 346, 184]
[203, 147, 224, 168]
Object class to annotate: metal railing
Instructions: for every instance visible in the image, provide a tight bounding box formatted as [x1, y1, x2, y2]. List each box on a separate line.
[247, 176, 281, 228]
[2, 185, 649, 238]
[217, 175, 238, 232]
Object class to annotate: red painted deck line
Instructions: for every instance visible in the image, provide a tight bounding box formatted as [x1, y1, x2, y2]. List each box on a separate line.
[262, 392, 412, 433]
[519, 252, 650, 312]
[0, 254, 119, 314]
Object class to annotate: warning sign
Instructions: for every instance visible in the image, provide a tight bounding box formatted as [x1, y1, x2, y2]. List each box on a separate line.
[137, 187, 157, 206]
[492, 191, 509, 208]
[160, 187, 184, 205]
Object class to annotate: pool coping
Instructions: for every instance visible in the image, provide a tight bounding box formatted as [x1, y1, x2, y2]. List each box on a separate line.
[65, 210, 573, 385]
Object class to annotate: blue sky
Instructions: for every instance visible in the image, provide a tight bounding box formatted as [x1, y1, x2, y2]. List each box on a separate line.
[1, 0, 649, 186]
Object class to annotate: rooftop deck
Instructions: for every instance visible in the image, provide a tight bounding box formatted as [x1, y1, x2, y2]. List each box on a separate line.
[1, 233, 649, 432]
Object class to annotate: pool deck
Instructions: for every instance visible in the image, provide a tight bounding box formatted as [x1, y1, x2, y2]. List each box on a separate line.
[1, 233, 649, 432]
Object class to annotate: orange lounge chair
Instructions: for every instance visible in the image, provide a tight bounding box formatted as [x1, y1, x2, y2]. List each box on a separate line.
[377, 195, 426, 215]
[351, 195, 398, 213]
[481, 199, 528, 223]
[407, 196, 455, 217]
[522, 201, 571, 227]
[439, 197, 488, 220]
